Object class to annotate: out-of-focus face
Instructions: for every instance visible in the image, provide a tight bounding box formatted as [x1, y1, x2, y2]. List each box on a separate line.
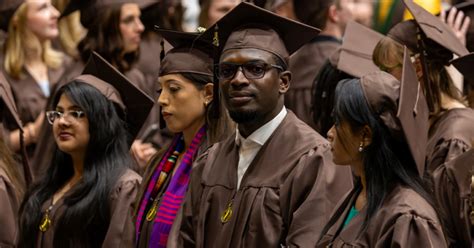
[51, 94, 90, 157]
[158, 74, 210, 133]
[335, 0, 356, 31]
[327, 121, 361, 166]
[120, 3, 144, 54]
[207, 0, 240, 27]
[352, 0, 373, 27]
[25, 0, 60, 41]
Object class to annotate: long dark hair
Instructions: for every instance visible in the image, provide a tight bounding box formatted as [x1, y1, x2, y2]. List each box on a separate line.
[329, 78, 435, 232]
[77, 4, 138, 73]
[18, 81, 133, 247]
[311, 60, 352, 137]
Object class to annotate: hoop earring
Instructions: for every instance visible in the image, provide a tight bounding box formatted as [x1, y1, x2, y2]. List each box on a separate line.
[358, 142, 364, 152]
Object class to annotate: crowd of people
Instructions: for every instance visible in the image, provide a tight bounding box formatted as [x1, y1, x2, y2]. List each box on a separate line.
[0, 0, 473, 247]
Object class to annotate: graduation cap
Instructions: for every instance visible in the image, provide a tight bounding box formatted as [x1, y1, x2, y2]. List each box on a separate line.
[61, 0, 156, 29]
[330, 21, 384, 78]
[360, 46, 429, 175]
[155, 28, 214, 127]
[451, 52, 474, 79]
[388, 0, 469, 57]
[75, 51, 154, 141]
[198, 1, 320, 61]
[397, 46, 429, 175]
[0, 0, 24, 31]
[156, 28, 214, 77]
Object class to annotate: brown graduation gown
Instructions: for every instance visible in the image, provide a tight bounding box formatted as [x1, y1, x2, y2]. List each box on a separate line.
[134, 136, 210, 248]
[317, 184, 448, 247]
[431, 149, 473, 247]
[178, 111, 353, 247]
[426, 108, 474, 175]
[1, 55, 72, 158]
[0, 167, 20, 247]
[36, 169, 141, 247]
[286, 35, 341, 129]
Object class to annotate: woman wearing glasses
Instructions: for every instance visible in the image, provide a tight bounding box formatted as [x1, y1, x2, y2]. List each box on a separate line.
[134, 30, 232, 248]
[18, 53, 154, 247]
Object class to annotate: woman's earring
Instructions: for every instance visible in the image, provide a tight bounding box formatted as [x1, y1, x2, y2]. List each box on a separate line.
[358, 142, 364, 152]
[204, 100, 209, 107]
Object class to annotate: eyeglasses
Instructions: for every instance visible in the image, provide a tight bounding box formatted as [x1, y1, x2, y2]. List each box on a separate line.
[218, 61, 284, 80]
[46, 110, 85, 125]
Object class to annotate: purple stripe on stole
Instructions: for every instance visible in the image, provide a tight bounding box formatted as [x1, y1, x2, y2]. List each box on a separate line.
[148, 126, 206, 248]
[135, 136, 180, 241]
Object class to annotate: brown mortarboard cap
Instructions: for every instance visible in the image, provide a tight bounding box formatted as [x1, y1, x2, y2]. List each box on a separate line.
[451, 52, 474, 79]
[61, 0, 156, 29]
[400, 0, 469, 57]
[78, 51, 154, 140]
[333, 21, 384, 78]
[360, 46, 429, 175]
[156, 28, 214, 77]
[0, 0, 24, 31]
[0, 72, 23, 130]
[397, 46, 429, 175]
[199, 2, 320, 62]
[387, 20, 419, 53]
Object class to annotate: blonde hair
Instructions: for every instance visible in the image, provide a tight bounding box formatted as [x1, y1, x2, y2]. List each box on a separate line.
[372, 36, 404, 73]
[4, 3, 63, 80]
[54, 0, 85, 58]
[373, 36, 463, 116]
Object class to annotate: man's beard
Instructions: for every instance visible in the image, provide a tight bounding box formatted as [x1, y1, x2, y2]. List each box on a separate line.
[228, 109, 258, 124]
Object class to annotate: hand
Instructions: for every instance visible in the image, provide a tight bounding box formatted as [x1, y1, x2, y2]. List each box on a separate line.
[131, 139, 157, 170]
[440, 7, 471, 46]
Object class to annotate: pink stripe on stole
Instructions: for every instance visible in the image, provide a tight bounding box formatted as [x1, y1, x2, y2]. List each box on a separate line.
[161, 201, 180, 209]
[166, 192, 185, 199]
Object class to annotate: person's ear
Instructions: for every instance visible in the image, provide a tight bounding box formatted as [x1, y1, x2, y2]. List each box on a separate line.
[203, 83, 214, 105]
[360, 125, 372, 147]
[327, 4, 339, 23]
[279, 71, 291, 94]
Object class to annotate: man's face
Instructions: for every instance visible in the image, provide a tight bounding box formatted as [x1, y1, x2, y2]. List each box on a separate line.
[219, 48, 287, 124]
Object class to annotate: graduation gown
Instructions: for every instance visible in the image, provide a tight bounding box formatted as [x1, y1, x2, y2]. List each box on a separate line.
[317, 184, 448, 247]
[0, 167, 20, 247]
[285, 35, 341, 129]
[36, 169, 141, 247]
[178, 111, 353, 247]
[134, 136, 210, 248]
[431, 149, 473, 247]
[426, 108, 474, 175]
[1, 55, 72, 158]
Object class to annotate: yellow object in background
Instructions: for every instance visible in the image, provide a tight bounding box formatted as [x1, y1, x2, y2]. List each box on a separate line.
[403, 0, 441, 20]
